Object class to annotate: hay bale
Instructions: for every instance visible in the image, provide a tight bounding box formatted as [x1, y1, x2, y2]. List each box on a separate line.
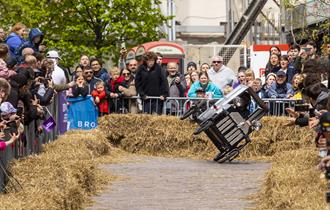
[0, 130, 113, 210]
[254, 148, 328, 210]
[100, 115, 314, 160]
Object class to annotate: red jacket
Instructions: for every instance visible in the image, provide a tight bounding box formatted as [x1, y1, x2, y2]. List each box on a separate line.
[91, 90, 109, 113]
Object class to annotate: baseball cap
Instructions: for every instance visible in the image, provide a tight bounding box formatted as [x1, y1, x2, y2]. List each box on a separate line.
[0, 102, 17, 116]
[276, 70, 286, 77]
[46, 50, 61, 60]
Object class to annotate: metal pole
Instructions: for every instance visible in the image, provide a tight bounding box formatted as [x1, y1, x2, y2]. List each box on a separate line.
[171, 0, 176, 41]
[167, 0, 172, 41]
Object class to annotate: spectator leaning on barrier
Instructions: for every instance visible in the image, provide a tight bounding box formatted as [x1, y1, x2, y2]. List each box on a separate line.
[188, 71, 223, 99]
[117, 69, 138, 114]
[91, 81, 109, 116]
[135, 51, 168, 115]
[128, 59, 138, 78]
[207, 55, 237, 92]
[166, 62, 186, 98]
[268, 70, 294, 98]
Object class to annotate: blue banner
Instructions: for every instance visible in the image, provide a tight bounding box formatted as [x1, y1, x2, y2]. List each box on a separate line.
[67, 96, 98, 130]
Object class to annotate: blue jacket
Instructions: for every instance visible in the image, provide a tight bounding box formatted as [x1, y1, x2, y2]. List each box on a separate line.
[16, 28, 44, 62]
[188, 81, 223, 98]
[94, 68, 110, 84]
[268, 82, 294, 98]
[5, 32, 25, 58]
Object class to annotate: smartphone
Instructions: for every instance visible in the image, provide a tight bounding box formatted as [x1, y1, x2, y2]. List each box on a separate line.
[294, 104, 309, 112]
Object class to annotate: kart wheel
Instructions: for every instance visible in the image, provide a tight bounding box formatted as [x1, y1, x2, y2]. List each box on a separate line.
[213, 150, 227, 162]
[193, 120, 213, 135]
[216, 149, 239, 163]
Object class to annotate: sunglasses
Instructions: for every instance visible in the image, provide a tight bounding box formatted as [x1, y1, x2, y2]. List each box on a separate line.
[122, 73, 131, 76]
[84, 71, 93, 75]
[212, 61, 222, 64]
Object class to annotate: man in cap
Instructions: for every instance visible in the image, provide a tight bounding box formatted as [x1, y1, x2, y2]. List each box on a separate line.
[47, 50, 67, 85]
[207, 55, 237, 91]
[268, 70, 294, 98]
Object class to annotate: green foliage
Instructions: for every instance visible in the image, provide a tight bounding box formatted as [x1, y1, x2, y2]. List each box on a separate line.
[0, 0, 171, 67]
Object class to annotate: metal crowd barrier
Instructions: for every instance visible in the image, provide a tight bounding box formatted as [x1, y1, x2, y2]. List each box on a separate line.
[110, 96, 302, 117]
[0, 95, 60, 192]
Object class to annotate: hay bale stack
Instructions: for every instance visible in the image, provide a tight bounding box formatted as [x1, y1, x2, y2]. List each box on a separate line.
[100, 115, 314, 159]
[99, 114, 218, 159]
[255, 148, 328, 209]
[0, 130, 113, 210]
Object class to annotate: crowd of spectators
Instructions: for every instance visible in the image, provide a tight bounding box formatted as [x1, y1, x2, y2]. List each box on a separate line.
[0, 22, 329, 148]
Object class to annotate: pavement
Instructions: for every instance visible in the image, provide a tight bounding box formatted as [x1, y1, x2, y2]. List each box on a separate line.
[87, 156, 269, 210]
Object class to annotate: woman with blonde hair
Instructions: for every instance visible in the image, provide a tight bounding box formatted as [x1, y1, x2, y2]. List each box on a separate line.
[245, 69, 255, 87]
[5, 22, 27, 58]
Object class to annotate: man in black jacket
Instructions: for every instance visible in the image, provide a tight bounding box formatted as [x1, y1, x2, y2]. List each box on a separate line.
[135, 52, 169, 114]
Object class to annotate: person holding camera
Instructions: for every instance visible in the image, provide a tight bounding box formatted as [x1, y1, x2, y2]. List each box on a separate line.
[166, 62, 186, 115]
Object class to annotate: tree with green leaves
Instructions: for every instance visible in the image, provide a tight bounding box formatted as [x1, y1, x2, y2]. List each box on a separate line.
[0, 0, 171, 67]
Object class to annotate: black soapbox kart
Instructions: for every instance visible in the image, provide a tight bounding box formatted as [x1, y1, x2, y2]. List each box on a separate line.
[181, 85, 268, 163]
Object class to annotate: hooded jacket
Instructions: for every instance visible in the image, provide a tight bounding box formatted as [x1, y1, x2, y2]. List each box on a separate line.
[5, 32, 25, 58]
[16, 28, 44, 62]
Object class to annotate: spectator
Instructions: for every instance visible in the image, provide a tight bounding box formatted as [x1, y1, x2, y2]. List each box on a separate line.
[82, 66, 102, 94]
[0, 78, 11, 104]
[0, 27, 5, 43]
[186, 61, 197, 74]
[288, 44, 302, 73]
[166, 62, 186, 97]
[46, 50, 67, 85]
[184, 71, 199, 97]
[90, 58, 109, 84]
[188, 72, 223, 99]
[5, 22, 27, 59]
[135, 52, 168, 114]
[0, 58, 16, 80]
[0, 133, 19, 151]
[265, 54, 281, 77]
[268, 70, 294, 98]
[128, 59, 138, 78]
[117, 69, 138, 113]
[305, 40, 319, 60]
[0, 44, 9, 61]
[91, 81, 109, 116]
[207, 55, 236, 91]
[80, 55, 90, 69]
[108, 67, 124, 112]
[71, 74, 88, 98]
[156, 52, 163, 65]
[16, 28, 43, 62]
[232, 69, 247, 89]
[252, 78, 263, 97]
[200, 63, 210, 72]
[279, 55, 296, 83]
[269, 45, 281, 56]
[291, 73, 303, 99]
[245, 69, 255, 87]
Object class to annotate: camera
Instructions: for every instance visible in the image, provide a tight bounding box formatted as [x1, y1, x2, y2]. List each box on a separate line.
[294, 104, 309, 112]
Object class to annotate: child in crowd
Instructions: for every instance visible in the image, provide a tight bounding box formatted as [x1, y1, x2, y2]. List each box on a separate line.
[108, 67, 124, 112]
[91, 81, 109, 116]
[68, 74, 88, 98]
